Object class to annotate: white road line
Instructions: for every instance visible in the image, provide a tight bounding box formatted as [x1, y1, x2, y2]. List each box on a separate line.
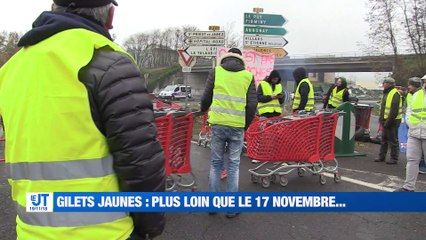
[322, 173, 394, 192]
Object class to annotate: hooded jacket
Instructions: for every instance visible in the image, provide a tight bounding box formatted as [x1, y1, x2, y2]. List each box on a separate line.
[323, 78, 350, 109]
[257, 70, 285, 105]
[292, 68, 311, 111]
[14, 11, 165, 239]
[200, 53, 257, 129]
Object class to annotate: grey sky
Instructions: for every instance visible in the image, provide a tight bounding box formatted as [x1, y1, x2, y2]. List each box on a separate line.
[1, 0, 383, 87]
[1, 0, 371, 55]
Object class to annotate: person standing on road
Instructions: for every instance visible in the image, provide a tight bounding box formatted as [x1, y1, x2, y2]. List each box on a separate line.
[200, 48, 257, 218]
[0, 1, 165, 239]
[375, 77, 402, 164]
[395, 74, 426, 191]
[323, 77, 350, 109]
[404, 77, 426, 174]
[257, 70, 285, 118]
[292, 67, 314, 112]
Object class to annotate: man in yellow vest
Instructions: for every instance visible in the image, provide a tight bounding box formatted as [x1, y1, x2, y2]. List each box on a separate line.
[395, 74, 426, 191]
[257, 70, 285, 118]
[200, 48, 257, 218]
[292, 67, 315, 112]
[375, 77, 402, 164]
[323, 77, 349, 109]
[404, 77, 426, 174]
[0, 1, 165, 239]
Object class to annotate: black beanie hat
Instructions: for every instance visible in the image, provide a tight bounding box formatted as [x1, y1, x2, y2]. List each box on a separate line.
[53, 0, 118, 8]
[228, 48, 242, 56]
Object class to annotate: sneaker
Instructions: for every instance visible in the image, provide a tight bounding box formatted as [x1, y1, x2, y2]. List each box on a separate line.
[393, 187, 414, 192]
[220, 169, 228, 179]
[419, 167, 426, 174]
[225, 212, 240, 219]
[374, 158, 385, 162]
[251, 160, 260, 164]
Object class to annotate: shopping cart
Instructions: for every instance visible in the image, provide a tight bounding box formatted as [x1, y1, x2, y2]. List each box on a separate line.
[197, 114, 211, 148]
[246, 112, 340, 188]
[154, 111, 197, 192]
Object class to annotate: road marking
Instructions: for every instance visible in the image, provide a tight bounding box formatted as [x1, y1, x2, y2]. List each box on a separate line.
[322, 172, 394, 192]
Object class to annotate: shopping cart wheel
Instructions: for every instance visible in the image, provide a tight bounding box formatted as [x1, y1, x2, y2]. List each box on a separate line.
[165, 177, 176, 191]
[334, 173, 341, 183]
[261, 177, 271, 188]
[175, 173, 196, 188]
[297, 168, 306, 177]
[251, 174, 259, 183]
[319, 175, 327, 185]
[270, 174, 277, 183]
[279, 175, 288, 187]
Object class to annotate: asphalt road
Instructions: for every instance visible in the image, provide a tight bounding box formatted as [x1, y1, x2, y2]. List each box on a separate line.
[2, 140, 426, 240]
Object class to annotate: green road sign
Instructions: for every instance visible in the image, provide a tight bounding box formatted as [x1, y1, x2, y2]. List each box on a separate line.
[244, 13, 287, 26]
[244, 26, 287, 36]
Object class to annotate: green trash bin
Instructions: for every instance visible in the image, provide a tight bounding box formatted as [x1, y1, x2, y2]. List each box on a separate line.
[335, 102, 366, 157]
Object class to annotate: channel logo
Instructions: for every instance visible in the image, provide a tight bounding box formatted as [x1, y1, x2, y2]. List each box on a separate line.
[26, 193, 53, 212]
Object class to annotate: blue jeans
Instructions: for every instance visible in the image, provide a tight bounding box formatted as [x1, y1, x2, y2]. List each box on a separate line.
[209, 125, 244, 192]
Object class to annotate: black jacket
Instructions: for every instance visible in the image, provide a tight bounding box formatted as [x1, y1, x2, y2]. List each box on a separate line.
[380, 86, 401, 127]
[200, 53, 258, 129]
[294, 81, 311, 111]
[257, 70, 285, 105]
[323, 86, 350, 109]
[19, 11, 165, 239]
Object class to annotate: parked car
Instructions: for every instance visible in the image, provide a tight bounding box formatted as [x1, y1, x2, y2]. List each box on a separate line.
[159, 85, 192, 100]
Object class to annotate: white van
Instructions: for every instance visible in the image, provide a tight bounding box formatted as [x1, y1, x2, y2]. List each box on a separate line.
[159, 85, 192, 100]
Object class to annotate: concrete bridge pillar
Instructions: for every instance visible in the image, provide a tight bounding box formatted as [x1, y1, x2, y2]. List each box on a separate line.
[318, 72, 325, 83]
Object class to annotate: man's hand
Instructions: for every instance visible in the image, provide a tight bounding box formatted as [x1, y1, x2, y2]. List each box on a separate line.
[276, 93, 284, 99]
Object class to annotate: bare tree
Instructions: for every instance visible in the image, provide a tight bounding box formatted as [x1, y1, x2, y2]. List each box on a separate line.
[0, 31, 22, 67]
[366, 0, 400, 59]
[401, 0, 426, 70]
[222, 22, 242, 48]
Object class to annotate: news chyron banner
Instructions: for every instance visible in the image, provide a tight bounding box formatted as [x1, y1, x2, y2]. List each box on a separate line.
[27, 192, 426, 213]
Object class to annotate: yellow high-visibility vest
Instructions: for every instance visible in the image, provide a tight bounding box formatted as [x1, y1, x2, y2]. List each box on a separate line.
[409, 90, 426, 125]
[383, 88, 402, 120]
[0, 29, 134, 240]
[258, 81, 282, 115]
[208, 66, 253, 128]
[292, 78, 314, 111]
[407, 92, 413, 106]
[328, 86, 345, 108]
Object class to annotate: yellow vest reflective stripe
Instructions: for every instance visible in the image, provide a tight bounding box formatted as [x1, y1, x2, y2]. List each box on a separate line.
[0, 29, 133, 240]
[328, 87, 345, 107]
[409, 90, 426, 125]
[292, 78, 315, 111]
[208, 66, 252, 128]
[383, 88, 402, 120]
[258, 81, 282, 115]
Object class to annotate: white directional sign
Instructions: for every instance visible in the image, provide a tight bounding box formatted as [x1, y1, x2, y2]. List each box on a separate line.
[184, 38, 225, 46]
[243, 35, 288, 48]
[184, 31, 225, 39]
[185, 46, 219, 57]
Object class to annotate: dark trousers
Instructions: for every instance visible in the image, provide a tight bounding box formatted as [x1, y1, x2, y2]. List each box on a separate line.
[379, 122, 400, 161]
